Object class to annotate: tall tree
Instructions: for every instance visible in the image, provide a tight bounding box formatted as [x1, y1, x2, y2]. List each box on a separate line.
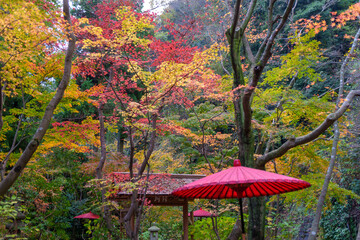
[225, 0, 360, 239]
[309, 4, 360, 239]
[74, 2, 223, 238]
[0, 0, 76, 197]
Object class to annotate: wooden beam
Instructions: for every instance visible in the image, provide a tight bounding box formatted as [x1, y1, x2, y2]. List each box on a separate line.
[183, 200, 189, 240]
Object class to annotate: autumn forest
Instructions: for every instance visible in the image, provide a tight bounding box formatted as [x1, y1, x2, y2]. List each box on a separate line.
[1, 0, 360, 239]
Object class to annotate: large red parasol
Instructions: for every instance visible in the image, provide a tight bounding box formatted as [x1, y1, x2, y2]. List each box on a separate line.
[172, 159, 310, 199]
[172, 159, 311, 237]
[74, 211, 100, 219]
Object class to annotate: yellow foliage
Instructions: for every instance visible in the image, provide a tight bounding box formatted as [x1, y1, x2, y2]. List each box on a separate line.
[0, 0, 64, 98]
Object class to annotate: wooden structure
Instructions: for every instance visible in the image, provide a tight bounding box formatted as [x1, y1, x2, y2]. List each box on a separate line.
[109, 172, 205, 240]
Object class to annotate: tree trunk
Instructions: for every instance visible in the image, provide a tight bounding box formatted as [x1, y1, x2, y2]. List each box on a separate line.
[124, 190, 139, 240]
[248, 197, 266, 240]
[95, 104, 114, 236]
[308, 121, 339, 240]
[0, 0, 76, 197]
[124, 111, 160, 239]
[116, 117, 125, 154]
[227, 218, 243, 240]
[0, 77, 4, 132]
[95, 104, 106, 180]
[227, 1, 296, 238]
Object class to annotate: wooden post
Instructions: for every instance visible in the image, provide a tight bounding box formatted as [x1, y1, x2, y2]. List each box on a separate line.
[190, 211, 194, 240]
[131, 215, 135, 232]
[183, 200, 188, 240]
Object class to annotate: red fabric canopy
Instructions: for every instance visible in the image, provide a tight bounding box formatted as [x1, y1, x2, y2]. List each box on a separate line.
[188, 208, 215, 217]
[74, 212, 100, 219]
[172, 160, 311, 199]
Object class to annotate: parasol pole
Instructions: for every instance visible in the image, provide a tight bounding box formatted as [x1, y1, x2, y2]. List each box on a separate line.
[238, 198, 246, 240]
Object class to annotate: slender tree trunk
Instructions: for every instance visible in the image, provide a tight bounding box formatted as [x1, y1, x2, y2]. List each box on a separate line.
[124, 110, 160, 239]
[308, 122, 339, 240]
[95, 104, 114, 236]
[96, 104, 106, 180]
[124, 189, 139, 240]
[308, 26, 360, 240]
[0, 0, 76, 197]
[117, 118, 125, 154]
[0, 77, 4, 132]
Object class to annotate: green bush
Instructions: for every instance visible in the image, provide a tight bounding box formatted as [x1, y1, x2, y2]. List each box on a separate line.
[189, 216, 237, 240]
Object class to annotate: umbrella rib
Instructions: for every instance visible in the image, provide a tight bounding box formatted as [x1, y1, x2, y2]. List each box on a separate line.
[281, 181, 305, 192]
[247, 184, 256, 198]
[193, 185, 217, 198]
[202, 185, 219, 199]
[178, 188, 199, 198]
[207, 185, 221, 199]
[261, 182, 279, 196]
[266, 184, 281, 195]
[272, 182, 291, 194]
[252, 183, 264, 197]
[187, 187, 207, 198]
[221, 185, 232, 199]
[278, 182, 298, 193]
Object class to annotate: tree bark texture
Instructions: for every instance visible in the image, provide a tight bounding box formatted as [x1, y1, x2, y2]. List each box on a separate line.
[0, 0, 76, 197]
[227, 218, 243, 240]
[228, 0, 296, 239]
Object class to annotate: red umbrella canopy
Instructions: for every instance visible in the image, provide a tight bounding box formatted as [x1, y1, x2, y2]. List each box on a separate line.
[188, 208, 216, 217]
[74, 211, 100, 219]
[172, 160, 311, 199]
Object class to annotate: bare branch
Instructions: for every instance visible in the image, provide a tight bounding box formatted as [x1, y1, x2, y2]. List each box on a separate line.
[259, 0, 296, 66]
[242, 33, 255, 64]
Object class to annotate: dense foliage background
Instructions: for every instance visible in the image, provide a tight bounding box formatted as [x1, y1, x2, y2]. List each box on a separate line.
[0, 0, 359, 239]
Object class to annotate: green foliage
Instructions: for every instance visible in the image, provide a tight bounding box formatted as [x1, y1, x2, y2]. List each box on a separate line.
[282, 173, 360, 210]
[8, 148, 92, 239]
[262, 30, 324, 87]
[0, 195, 26, 238]
[294, 0, 329, 20]
[189, 216, 237, 240]
[137, 206, 183, 240]
[320, 199, 359, 240]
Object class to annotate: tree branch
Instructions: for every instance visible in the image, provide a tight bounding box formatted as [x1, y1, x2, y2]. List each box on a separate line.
[259, 0, 295, 66]
[242, 33, 255, 64]
[256, 89, 360, 168]
[242, 0, 296, 138]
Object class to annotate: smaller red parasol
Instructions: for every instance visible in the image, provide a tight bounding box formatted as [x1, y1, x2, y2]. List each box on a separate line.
[188, 208, 216, 217]
[74, 211, 100, 219]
